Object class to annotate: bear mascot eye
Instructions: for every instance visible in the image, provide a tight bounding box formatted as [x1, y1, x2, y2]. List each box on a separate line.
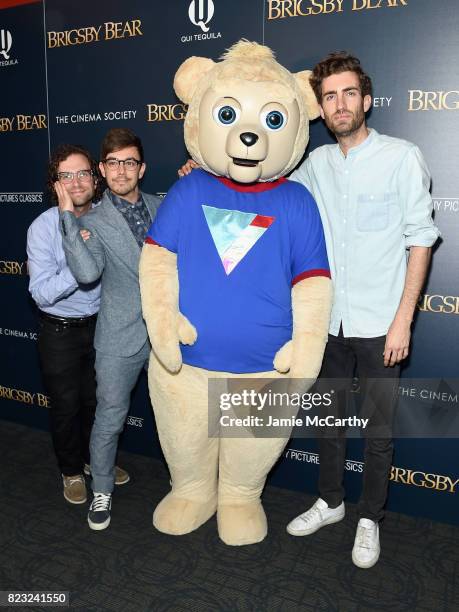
[261, 109, 286, 131]
[213, 104, 240, 125]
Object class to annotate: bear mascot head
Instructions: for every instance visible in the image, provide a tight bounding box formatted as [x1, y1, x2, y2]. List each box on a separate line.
[174, 39, 320, 183]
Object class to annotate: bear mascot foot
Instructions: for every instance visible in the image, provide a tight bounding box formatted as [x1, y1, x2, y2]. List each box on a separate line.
[153, 492, 217, 535]
[217, 501, 267, 546]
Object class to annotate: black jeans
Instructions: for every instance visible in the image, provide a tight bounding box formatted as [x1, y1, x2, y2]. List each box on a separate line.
[37, 316, 97, 476]
[317, 330, 400, 522]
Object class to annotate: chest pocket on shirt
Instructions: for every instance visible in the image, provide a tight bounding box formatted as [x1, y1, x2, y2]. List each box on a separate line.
[356, 192, 395, 232]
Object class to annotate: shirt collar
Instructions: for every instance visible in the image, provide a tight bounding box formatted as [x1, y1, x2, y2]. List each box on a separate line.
[108, 189, 142, 209]
[213, 174, 287, 193]
[338, 127, 378, 158]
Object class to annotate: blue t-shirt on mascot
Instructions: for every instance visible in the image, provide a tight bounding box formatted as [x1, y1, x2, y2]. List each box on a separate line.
[145, 169, 330, 373]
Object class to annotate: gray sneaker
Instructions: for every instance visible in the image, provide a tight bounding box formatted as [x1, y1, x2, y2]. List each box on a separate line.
[87, 493, 112, 531]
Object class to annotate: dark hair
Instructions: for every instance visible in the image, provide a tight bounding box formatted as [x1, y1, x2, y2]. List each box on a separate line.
[100, 127, 144, 162]
[310, 51, 372, 103]
[47, 144, 102, 204]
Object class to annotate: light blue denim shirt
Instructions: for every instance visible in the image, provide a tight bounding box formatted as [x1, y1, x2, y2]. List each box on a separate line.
[291, 129, 440, 338]
[27, 206, 100, 317]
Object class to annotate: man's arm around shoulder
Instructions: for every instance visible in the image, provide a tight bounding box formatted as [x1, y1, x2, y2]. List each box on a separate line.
[60, 209, 105, 285]
[289, 156, 312, 190]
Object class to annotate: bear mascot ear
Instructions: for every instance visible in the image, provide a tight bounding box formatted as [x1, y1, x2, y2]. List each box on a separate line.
[294, 70, 320, 120]
[173, 56, 215, 104]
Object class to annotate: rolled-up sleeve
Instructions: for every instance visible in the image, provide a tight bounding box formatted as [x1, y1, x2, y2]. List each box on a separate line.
[399, 145, 440, 248]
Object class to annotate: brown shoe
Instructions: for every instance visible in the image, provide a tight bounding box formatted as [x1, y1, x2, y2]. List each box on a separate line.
[115, 466, 130, 486]
[83, 463, 130, 486]
[62, 474, 87, 504]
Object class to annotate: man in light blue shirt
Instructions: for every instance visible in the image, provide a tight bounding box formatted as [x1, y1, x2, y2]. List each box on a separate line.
[290, 115, 438, 341]
[27, 144, 129, 505]
[286, 53, 439, 568]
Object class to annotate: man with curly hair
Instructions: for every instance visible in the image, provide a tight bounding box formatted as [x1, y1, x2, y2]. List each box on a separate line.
[27, 144, 128, 505]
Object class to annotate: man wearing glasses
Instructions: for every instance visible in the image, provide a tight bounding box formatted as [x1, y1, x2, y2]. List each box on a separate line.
[27, 144, 129, 505]
[59, 128, 161, 530]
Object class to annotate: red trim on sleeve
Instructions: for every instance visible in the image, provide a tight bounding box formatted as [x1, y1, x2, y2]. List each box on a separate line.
[145, 237, 161, 246]
[292, 269, 331, 286]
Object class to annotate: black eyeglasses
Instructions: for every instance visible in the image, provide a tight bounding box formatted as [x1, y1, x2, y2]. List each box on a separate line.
[56, 169, 94, 184]
[102, 158, 142, 171]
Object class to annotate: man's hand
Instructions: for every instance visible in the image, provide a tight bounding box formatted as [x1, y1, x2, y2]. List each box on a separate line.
[54, 181, 74, 213]
[383, 318, 411, 367]
[178, 159, 199, 178]
[79, 229, 91, 242]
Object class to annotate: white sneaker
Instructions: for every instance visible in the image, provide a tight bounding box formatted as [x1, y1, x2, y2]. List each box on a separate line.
[286, 498, 345, 536]
[352, 518, 380, 568]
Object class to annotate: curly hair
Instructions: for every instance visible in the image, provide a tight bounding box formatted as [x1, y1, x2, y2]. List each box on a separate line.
[309, 51, 372, 104]
[47, 144, 103, 204]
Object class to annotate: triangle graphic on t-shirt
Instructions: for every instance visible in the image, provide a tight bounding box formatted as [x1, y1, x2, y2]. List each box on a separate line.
[202, 204, 275, 275]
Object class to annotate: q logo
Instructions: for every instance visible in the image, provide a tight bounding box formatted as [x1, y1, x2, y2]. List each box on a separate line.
[188, 0, 214, 33]
[0, 30, 12, 60]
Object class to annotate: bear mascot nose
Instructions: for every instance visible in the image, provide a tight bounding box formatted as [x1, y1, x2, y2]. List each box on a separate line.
[240, 132, 259, 147]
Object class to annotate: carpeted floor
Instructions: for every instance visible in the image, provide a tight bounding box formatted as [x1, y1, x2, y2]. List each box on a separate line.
[0, 420, 457, 612]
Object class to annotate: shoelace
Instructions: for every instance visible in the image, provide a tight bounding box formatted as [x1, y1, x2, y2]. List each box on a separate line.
[356, 525, 373, 550]
[64, 476, 84, 486]
[299, 504, 322, 526]
[90, 493, 111, 512]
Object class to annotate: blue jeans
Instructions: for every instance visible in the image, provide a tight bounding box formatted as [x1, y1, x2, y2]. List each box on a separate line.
[90, 342, 150, 494]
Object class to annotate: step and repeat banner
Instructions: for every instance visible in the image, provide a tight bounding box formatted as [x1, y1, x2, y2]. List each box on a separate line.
[1, 0, 458, 524]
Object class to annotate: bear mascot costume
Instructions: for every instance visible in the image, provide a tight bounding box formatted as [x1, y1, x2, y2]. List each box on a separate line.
[139, 40, 332, 546]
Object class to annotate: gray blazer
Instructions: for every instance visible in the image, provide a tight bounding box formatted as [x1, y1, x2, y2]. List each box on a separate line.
[61, 189, 161, 357]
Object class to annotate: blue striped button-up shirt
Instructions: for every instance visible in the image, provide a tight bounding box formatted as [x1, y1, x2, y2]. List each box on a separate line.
[27, 206, 100, 317]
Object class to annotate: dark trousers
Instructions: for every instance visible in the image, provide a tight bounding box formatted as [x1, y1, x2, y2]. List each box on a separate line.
[317, 330, 400, 522]
[37, 316, 97, 476]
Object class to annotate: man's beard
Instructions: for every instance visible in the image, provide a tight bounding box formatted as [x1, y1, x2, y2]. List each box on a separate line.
[70, 192, 94, 208]
[325, 107, 365, 138]
[109, 178, 136, 197]
[112, 185, 133, 196]
[73, 199, 92, 209]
